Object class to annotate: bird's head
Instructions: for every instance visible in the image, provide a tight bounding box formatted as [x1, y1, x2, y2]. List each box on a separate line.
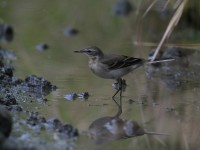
[74, 46, 104, 58]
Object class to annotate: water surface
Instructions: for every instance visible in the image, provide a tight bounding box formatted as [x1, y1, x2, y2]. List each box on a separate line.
[1, 0, 200, 149]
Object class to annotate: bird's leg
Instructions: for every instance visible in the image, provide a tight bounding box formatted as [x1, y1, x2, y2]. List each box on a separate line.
[112, 78, 123, 117]
[118, 78, 123, 115]
[119, 79, 122, 106]
[112, 79, 121, 104]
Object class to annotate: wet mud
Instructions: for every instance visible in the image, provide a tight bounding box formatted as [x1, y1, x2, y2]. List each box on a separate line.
[0, 47, 78, 150]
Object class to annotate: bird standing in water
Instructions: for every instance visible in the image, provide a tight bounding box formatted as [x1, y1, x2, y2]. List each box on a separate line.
[74, 46, 145, 116]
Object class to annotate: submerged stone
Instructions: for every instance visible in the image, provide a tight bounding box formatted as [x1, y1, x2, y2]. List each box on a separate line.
[112, 79, 126, 92]
[64, 27, 79, 37]
[36, 43, 49, 52]
[64, 92, 89, 101]
[77, 92, 89, 100]
[64, 92, 77, 101]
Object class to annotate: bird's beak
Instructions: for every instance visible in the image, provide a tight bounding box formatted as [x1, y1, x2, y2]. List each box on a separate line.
[74, 49, 86, 53]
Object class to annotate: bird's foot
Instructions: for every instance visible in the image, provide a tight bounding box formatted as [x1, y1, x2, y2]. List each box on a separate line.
[112, 79, 126, 92]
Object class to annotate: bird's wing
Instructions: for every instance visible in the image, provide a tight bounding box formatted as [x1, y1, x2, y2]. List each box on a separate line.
[101, 55, 144, 70]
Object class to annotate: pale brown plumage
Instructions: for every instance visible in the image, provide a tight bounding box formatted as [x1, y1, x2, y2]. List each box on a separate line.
[74, 46, 145, 80]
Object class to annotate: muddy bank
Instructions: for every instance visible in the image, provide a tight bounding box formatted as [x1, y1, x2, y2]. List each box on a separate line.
[0, 47, 78, 150]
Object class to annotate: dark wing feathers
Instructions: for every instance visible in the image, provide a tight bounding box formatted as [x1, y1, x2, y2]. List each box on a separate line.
[102, 55, 144, 70]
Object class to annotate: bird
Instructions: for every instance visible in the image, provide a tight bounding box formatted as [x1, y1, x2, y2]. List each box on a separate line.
[74, 46, 145, 116]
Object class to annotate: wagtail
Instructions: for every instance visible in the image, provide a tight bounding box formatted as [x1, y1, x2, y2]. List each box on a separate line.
[74, 46, 146, 115]
[74, 46, 174, 116]
[74, 46, 144, 80]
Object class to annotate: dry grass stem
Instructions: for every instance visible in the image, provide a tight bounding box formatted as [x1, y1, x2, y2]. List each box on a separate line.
[142, 0, 159, 18]
[150, 0, 188, 61]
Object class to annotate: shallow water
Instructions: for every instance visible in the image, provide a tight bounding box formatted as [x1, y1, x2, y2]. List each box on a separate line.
[1, 0, 200, 150]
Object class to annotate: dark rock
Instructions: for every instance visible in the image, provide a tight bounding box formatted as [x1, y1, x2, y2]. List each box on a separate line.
[36, 43, 49, 52]
[128, 99, 135, 104]
[0, 133, 6, 148]
[0, 106, 12, 138]
[56, 124, 79, 139]
[22, 74, 57, 96]
[7, 105, 23, 112]
[112, 0, 133, 16]
[0, 137, 17, 150]
[12, 77, 23, 85]
[64, 92, 77, 101]
[0, 60, 4, 67]
[64, 27, 79, 37]
[37, 97, 48, 103]
[26, 111, 40, 126]
[0, 94, 17, 106]
[0, 24, 14, 42]
[162, 47, 183, 59]
[38, 116, 46, 123]
[3, 68, 13, 77]
[64, 92, 89, 101]
[77, 92, 89, 100]
[0, 48, 17, 60]
[147, 47, 185, 68]
[45, 118, 62, 130]
[0, 48, 16, 77]
[148, 49, 162, 60]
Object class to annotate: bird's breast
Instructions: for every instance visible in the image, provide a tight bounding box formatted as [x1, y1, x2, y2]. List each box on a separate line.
[88, 60, 130, 79]
[89, 60, 112, 79]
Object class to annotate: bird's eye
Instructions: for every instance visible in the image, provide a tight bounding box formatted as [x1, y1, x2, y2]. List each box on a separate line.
[87, 50, 92, 53]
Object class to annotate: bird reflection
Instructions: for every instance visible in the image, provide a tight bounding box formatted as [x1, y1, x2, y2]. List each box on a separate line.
[88, 116, 169, 145]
